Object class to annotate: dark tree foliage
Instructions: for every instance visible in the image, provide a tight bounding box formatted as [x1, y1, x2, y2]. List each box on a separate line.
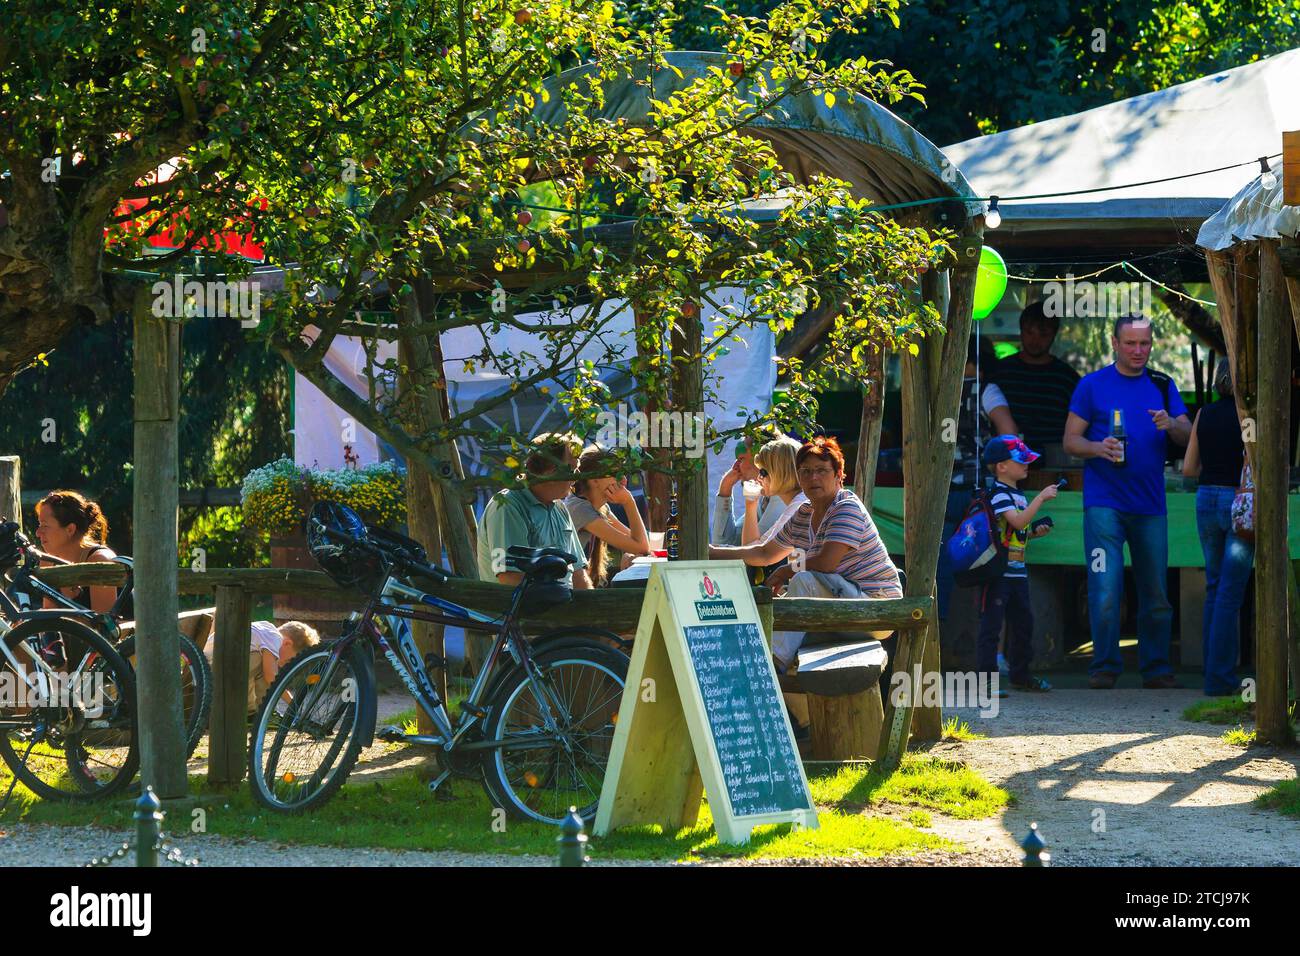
[0, 313, 290, 554]
[654, 0, 1300, 143]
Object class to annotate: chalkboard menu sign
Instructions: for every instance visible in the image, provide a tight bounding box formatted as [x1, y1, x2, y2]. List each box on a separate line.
[684, 622, 810, 817]
[595, 561, 817, 844]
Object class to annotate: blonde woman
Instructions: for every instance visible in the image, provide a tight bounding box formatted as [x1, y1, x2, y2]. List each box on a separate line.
[744, 436, 806, 545]
[564, 446, 651, 586]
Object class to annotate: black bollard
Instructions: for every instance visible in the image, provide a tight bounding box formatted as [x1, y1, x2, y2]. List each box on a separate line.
[1021, 822, 1050, 867]
[557, 806, 588, 867]
[135, 787, 163, 868]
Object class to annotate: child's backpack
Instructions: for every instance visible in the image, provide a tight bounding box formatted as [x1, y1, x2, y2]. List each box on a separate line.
[945, 488, 1008, 587]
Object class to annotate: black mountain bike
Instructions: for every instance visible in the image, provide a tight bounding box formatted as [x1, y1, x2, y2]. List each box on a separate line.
[0, 525, 139, 802]
[4, 536, 211, 760]
[248, 503, 629, 826]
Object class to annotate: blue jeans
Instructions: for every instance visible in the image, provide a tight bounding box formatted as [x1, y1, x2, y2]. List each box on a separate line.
[1196, 486, 1255, 694]
[978, 576, 1033, 683]
[1083, 506, 1173, 679]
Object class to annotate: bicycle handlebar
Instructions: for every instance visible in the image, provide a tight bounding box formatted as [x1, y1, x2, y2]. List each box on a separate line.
[312, 522, 452, 585]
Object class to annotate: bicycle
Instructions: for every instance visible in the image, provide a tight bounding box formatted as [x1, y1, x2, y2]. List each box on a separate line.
[3, 533, 211, 760]
[0, 524, 139, 802]
[248, 502, 630, 826]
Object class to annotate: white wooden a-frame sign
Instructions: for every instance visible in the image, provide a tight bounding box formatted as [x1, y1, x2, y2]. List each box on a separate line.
[594, 560, 817, 844]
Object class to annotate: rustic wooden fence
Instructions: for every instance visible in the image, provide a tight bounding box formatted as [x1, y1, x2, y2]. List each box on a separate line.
[37, 563, 932, 785]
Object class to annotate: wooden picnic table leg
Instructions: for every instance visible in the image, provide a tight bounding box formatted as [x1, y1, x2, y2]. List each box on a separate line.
[209, 585, 252, 786]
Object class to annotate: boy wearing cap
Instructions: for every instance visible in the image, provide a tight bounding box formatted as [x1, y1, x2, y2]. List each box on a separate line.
[979, 435, 1058, 695]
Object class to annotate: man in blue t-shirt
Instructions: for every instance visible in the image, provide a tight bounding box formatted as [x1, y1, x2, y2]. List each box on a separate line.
[1064, 316, 1191, 689]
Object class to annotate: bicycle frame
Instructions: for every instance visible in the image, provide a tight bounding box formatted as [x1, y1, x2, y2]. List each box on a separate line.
[293, 569, 565, 756]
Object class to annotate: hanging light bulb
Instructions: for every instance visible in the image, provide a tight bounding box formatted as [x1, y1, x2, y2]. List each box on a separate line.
[1259, 157, 1278, 191]
[985, 196, 1002, 229]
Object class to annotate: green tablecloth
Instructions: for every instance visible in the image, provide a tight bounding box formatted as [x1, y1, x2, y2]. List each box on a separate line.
[870, 487, 1300, 568]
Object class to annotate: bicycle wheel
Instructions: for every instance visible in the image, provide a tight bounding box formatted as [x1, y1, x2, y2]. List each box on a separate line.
[118, 632, 212, 760]
[481, 641, 627, 825]
[247, 641, 375, 813]
[0, 617, 139, 801]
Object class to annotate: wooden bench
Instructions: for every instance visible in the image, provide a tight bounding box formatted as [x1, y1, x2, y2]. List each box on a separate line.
[117, 607, 216, 648]
[783, 634, 889, 761]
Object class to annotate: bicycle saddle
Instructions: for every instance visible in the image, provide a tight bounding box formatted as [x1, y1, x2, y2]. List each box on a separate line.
[506, 546, 573, 581]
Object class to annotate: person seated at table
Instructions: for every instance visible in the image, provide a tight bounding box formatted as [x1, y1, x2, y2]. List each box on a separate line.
[564, 446, 652, 587]
[476, 431, 591, 589]
[749, 435, 807, 545]
[35, 490, 118, 612]
[204, 619, 321, 716]
[712, 425, 783, 545]
[709, 436, 902, 668]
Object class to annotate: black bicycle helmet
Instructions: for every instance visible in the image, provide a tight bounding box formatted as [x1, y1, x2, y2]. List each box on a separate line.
[307, 501, 385, 589]
[0, 520, 25, 570]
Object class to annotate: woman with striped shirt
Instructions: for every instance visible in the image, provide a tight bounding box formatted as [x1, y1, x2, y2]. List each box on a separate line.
[710, 436, 902, 666]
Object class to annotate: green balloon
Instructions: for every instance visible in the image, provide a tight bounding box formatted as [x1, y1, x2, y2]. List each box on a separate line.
[972, 246, 1008, 321]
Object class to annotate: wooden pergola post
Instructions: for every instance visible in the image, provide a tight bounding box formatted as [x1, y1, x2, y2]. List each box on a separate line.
[132, 284, 188, 798]
[1256, 240, 1294, 744]
[672, 295, 708, 560]
[209, 584, 253, 785]
[878, 225, 982, 767]
[852, 346, 885, 509]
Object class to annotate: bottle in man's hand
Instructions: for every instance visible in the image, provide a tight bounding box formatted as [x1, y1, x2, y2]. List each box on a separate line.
[1110, 408, 1127, 468]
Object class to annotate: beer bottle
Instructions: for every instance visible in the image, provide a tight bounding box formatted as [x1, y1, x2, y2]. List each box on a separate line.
[665, 479, 680, 560]
[1110, 408, 1127, 468]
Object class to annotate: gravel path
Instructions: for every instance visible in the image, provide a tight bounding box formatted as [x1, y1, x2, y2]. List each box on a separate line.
[5, 688, 1295, 867]
[935, 688, 1300, 866]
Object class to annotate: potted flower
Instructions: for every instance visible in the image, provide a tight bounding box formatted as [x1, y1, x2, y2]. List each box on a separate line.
[241, 458, 408, 633]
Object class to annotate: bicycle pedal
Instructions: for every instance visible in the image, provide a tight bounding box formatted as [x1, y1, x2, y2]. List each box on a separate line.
[377, 724, 407, 743]
[460, 701, 487, 719]
[423, 652, 447, 672]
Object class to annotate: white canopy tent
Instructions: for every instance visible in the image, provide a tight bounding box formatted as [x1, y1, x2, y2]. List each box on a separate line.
[292, 287, 777, 512]
[942, 48, 1300, 253]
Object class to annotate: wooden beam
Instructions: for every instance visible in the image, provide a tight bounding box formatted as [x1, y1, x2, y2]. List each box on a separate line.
[36, 562, 935, 636]
[0, 457, 20, 527]
[1254, 240, 1293, 745]
[1283, 130, 1300, 207]
[208, 585, 253, 786]
[880, 231, 979, 766]
[132, 284, 188, 799]
[673, 294, 708, 561]
[852, 347, 885, 508]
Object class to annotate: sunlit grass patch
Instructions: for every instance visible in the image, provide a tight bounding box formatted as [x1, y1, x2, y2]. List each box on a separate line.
[1222, 725, 1256, 747]
[3, 767, 961, 862]
[1255, 778, 1300, 817]
[941, 715, 986, 741]
[809, 754, 1008, 820]
[1182, 696, 1252, 725]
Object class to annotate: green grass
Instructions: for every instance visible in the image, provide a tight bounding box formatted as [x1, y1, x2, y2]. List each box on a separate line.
[1222, 725, 1257, 747]
[811, 753, 1011, 820]
[1182, 696, 1252, 725]
[0, 753, 1007, 862]
[941, 715, 986, 741]
[1255, 779, 1300, 817]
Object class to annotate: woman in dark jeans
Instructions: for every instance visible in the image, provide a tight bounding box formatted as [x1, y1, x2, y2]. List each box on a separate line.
[1183, 359, 1254, 696]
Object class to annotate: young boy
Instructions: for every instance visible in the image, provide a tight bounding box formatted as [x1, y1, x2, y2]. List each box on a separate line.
[979, 435, 1058, 696]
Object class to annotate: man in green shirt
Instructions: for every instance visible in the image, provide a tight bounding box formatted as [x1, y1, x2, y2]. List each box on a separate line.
[476, 432, 591, 589]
